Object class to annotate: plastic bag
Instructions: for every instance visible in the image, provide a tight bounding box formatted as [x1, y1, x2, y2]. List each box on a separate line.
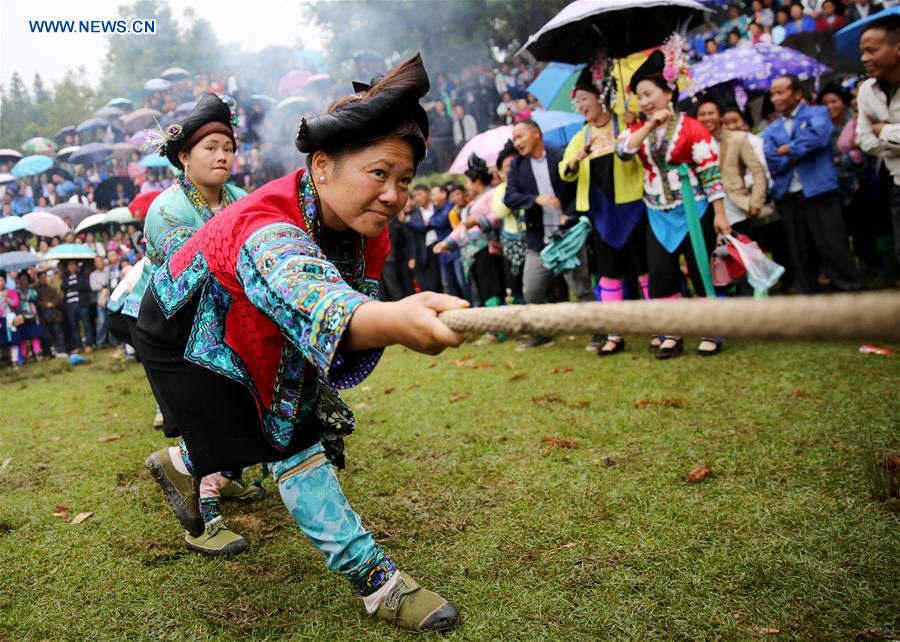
[723, 233, 785, 294]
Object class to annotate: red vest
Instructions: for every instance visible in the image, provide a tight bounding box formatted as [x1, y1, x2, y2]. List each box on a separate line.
[167, 168, 389, 412]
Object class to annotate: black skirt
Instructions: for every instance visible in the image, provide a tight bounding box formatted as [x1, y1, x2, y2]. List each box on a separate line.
[109, 310, 182, 439]
[131, 290, 319, 477]
[470, 248, 505, 302]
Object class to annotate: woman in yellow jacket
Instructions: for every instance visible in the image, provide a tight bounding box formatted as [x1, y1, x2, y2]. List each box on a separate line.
[559, 68, 648, 356]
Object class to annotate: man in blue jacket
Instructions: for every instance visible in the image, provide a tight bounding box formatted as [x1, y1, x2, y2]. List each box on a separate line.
[763, 75, 860, 293]
[504, 119, 593, 351]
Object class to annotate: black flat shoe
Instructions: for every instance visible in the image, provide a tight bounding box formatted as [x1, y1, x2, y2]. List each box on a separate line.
[655, 336, 683, 360]
[696, 338, 723, 357]
[598, 337, 625, 357]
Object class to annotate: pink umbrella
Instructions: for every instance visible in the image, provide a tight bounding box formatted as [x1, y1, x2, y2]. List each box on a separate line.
[448, 125, 513, 174]
[129, 130, 151, 148]
[23, 211, 70, 237]
[301, 73, 334, 93]
[278, 69, 311, 97]
[0, 148, 23, 164]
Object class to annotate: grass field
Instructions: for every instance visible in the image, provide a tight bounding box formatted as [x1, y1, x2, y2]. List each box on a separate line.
[1, 336, 898, 641]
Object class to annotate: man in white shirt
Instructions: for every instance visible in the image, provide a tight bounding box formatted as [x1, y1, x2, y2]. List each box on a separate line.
[856, 16, 900, 265]
[504, 119, 593, 350]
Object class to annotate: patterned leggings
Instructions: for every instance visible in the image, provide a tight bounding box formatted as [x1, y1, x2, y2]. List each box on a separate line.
[180, 440, 394, 596]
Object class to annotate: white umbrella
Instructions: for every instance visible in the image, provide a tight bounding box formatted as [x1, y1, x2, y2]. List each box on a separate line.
[161, 67, 191, 81]
[73, 212, 109, 234]
[518, 0, 709, 61]
[143, 78, 172, 92]
[57, 145, 81, 162]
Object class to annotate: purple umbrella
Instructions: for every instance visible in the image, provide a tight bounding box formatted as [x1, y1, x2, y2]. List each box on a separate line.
[689, 44, 831, 96]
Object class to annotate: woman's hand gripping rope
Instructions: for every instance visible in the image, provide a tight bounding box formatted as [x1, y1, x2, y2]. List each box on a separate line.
[345, 292, 470, 356]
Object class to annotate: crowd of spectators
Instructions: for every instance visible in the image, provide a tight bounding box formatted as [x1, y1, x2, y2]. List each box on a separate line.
[3, 10, 899, 367]
[689, 0, 888, 56]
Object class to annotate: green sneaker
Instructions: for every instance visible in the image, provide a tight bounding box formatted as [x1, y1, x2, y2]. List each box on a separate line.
[144, 448, 203, 537]
[373, 573, 460, 632]
[220, 477, 266, 502]
[184, 519, 249, 557]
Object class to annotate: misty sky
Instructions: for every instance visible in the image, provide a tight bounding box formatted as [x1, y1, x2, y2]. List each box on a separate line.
[0, 0, 323, 89]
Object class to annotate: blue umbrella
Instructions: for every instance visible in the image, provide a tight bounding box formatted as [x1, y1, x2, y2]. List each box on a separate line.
[54, 126, 76, 142]
[249, 94, 276, 106]
[69, 142, 114, 165]
[0, 251, 44, 271]
[139, 153, 174, 168]
[11, 155, 54, 177]
[76, 117, 111, 134]
[0, 216, 29, 236]
[835, 6, 900, 56]
[532, 110, 586, 148]
[106, 98, 133, 110]
[527, 62, 584, 111]
[45, 243, 97, 260]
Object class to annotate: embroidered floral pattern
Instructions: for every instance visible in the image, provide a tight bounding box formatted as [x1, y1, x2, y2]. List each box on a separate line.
[236, 223, 371, 381]
[151, 250, 209, 317]
[183, 279, 252, 384]
[177, 174, 235, 223]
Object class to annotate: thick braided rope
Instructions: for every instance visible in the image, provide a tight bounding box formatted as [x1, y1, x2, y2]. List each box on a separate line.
[438, 292, 900, 341]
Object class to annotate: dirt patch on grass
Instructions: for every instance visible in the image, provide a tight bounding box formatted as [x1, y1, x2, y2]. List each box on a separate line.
[634, 397, 688, 409]
[122, 537, 188, 564]
[229, 506, 292, 542]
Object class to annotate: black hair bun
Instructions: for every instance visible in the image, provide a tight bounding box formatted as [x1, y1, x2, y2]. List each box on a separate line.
[296, 53, 431, 160]
[496, 139, 518, 170]
[464, 153, 491, 185]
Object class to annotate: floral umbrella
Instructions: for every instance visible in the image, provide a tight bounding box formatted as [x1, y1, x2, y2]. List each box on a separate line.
[688, 43, 831, 96]
[21, 137, 57, 155]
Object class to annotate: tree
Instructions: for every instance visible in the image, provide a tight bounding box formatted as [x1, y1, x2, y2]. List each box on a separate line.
[0, 72, 34, 148]
[32, 74, 50, 106]
[42, 69, 96, 140]
[98, 0, 223, 104]
[304, 0, 570, 77]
